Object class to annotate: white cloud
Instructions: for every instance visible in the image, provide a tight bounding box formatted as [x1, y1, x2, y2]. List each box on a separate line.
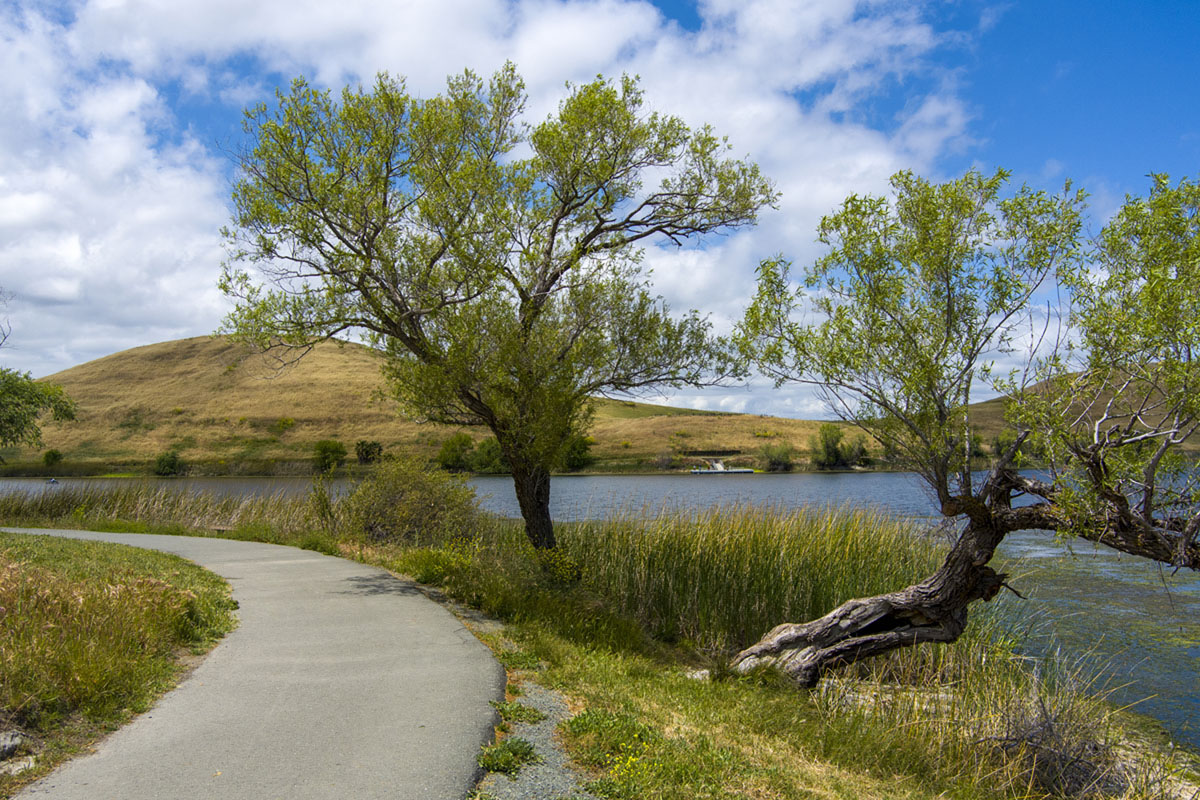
[0, 0, 979, 418]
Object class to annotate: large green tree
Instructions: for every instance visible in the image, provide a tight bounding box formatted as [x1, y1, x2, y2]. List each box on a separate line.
[735, 170, 1200, 686]
[0, 293, 75, 453]
[220, 64, 775, 549]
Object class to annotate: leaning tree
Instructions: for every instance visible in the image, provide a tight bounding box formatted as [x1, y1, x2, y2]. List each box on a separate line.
[220, 64, 775, 549]
[735, 169, 1200, 686]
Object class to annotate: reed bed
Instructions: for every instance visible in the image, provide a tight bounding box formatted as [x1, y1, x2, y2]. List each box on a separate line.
[0, 484, 318, 545]
[558, 504, 944, 652]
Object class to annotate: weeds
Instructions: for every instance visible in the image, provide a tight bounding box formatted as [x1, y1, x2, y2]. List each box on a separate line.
[478, 737, 539, 775]
[491, 700, 547, 725]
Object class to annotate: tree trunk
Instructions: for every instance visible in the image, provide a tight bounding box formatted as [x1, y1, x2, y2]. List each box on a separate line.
[510, 461, 556, 550]
[731, 518, 1009, 686]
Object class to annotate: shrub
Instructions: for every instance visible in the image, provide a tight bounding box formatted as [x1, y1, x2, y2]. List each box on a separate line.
[436, 432, 475, 472]
[558, 434, 594, 471]
[355, 439, 383, 464]
[42, 449, 64, 467]
[469, 437, 508, 474]
[153, 450, 185, 476]
[312, 439, 347, 473]
[843, 433, 871, 467]
[271, 417, 296, 434]
[809, 423, 844, 468]
[343, 459, 480, 546]
[757, 442, 795, 472]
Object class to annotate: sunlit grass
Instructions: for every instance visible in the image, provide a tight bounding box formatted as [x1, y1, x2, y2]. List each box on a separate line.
[560, 504, 942, 651]
[1, 481, 1193, 798]
[0, 483, 334, 551]
[0, 531, 237, 795]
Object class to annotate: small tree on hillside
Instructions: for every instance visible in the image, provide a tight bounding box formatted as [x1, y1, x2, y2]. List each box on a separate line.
[220, 64, 774, 550]
[313, 440, 347, 473]
[0, 291, 75, 455]
[731, 169, 1200, 685]
[808, 423, 844, 469]
[355, 439, 383, 464]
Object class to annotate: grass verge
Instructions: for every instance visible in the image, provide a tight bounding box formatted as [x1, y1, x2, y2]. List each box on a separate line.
[0, 531, 237, 797]
[2, 477, 1196, 798]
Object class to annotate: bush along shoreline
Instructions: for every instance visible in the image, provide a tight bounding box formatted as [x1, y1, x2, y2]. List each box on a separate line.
[1, 471, 1197, 799]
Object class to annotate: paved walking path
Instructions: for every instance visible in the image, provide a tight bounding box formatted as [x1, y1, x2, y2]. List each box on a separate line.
[5, 528, 506, 800]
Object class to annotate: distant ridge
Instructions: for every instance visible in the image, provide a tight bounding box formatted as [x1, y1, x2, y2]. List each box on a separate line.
[9, 336, 828, 471]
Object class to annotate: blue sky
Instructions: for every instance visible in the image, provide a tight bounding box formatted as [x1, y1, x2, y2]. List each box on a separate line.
[1, 0, 1196, 417]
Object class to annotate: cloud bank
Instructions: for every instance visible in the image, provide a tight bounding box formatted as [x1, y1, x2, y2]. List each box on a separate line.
[0, 0, 974, 415]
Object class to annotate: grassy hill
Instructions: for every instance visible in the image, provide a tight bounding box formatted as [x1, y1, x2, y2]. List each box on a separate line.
[3, 336, 830, 474]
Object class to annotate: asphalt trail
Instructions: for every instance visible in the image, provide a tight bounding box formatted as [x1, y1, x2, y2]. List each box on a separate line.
[5, 528, 505, 800]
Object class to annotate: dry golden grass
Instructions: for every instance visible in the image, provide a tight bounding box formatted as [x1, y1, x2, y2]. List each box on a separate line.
[11, 336, 431, 466]
[9, 336, 834, 470]
[590, 413, 828, 467]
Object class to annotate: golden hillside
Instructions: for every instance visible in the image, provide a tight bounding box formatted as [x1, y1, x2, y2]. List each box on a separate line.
[6, 336, 828, 471]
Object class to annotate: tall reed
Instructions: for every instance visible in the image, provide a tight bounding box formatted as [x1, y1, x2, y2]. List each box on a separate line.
[0, 484, 316, 543]
[558, 504, 944, 652]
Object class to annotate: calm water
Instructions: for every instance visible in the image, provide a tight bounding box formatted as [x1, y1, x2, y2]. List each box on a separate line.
[3, 472, 1197, 747]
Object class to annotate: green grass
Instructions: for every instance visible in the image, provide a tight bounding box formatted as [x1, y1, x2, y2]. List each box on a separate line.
[0, 483, 339, 552]
[559, 505, 942, 651]
[478, 737, 539, 775]
[0, 531, 237, 796]
[2, 482, 1194, 799]
[491, 699, 548, 725]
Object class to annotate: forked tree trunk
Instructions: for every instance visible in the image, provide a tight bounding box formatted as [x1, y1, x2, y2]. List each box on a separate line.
[510, 461, 556, 550]
[732, 518, 1009, 686]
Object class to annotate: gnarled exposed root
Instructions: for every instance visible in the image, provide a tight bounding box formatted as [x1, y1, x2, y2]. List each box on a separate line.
[732, 530, 1008, 686]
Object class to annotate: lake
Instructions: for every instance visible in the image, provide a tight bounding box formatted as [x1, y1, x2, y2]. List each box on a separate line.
[3, 471, 1197, 748]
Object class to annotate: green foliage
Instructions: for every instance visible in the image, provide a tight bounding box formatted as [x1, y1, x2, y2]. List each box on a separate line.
[477, 737, 538, 775]
[343, 459, 480, 547]
[469, 437, 509, 474]
[389, 546, 473, 585]
[809, 423, 844, 469]
[558, 434, 594, 471]
[153, 450, 185, 476]
[436, 432, 475, 472]
[757, 441, 795, 472]
[42, 449, 63, 467]
[562, 505, 941, 652]
[0, 368, 75, 452]
[312, 439, 347, 472]
[219, 62, 773, 548]
[354, 439, 383, 464]
[535, 547, 583, 585]
[806, 424, 869, 469]
[1016, 174, 1200, 511]
[560, 709, 658, 769]
[739, 168, 1085, 503]
[270, 416, 295, 434]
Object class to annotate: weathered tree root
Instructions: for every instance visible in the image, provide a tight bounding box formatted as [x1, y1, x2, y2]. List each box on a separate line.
[732, 534, 1007, 687]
